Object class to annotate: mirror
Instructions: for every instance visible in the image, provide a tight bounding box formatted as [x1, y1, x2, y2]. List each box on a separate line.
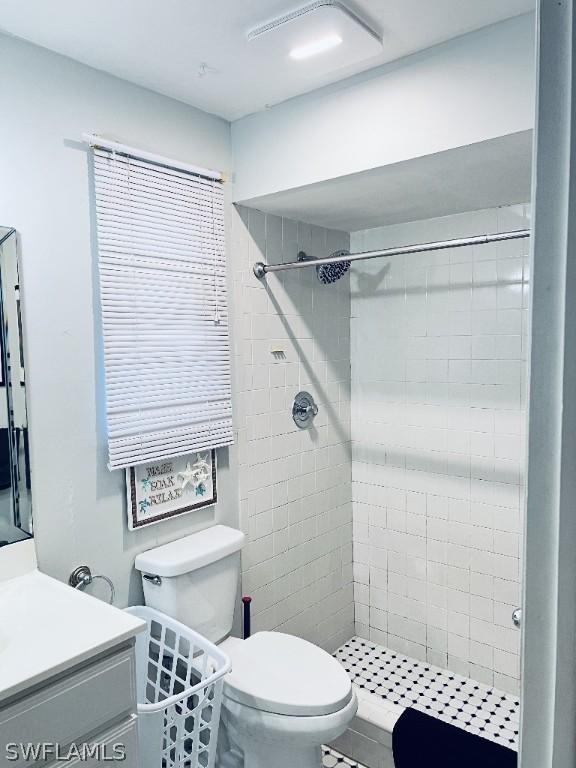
[0, 228, 32, 547]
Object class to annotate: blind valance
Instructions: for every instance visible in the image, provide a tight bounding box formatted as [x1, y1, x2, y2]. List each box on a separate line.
[92, 147, 233, 470]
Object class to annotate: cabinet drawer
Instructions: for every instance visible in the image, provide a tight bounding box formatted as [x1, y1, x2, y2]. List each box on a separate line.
[0, 647, 136, 767]
[43, 716, 139, 768]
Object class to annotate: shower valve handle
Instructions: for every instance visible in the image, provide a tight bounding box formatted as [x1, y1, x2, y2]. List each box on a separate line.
[297, 403, 318, 417]
[292, 391, 319, 429]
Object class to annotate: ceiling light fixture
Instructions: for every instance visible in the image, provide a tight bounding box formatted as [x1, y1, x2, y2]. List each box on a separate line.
[247, 2, 383, 73]
[247, 2, 381, 46]
[289, 34, 343, 60]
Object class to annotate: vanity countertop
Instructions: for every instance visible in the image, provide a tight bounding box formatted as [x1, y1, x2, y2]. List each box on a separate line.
[0, 569, 145, 704]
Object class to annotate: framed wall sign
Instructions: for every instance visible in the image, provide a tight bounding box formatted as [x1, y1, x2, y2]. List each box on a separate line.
[126, 450, 217, 530]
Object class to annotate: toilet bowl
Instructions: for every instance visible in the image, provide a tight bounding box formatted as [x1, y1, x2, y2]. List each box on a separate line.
[218, 633, 357, 768]
[135, 526, 357, 768]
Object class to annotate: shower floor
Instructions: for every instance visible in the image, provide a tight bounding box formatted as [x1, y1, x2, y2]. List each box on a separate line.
[329, 636, 520, 767]
[322, 747, 366, 768]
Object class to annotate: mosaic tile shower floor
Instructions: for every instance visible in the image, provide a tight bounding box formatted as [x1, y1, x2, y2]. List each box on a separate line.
[322, 747, 366, 768]
[335, 636, 520, 750]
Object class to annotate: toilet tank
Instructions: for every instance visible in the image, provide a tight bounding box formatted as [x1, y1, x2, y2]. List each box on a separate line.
[134, 525, 245, 644]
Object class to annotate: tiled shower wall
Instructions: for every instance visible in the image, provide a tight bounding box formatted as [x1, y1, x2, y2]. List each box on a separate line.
[230, 205, 354, 652]
[350, 205, 529, 694]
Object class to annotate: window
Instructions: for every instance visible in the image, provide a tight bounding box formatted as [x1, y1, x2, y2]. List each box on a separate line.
[92, 146, 232, 469]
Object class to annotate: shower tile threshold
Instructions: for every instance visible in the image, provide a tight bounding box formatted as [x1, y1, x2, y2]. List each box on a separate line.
[327, 636, 520, 768]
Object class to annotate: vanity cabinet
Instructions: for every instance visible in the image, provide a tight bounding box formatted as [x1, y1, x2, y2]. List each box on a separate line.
[0, 642, 139, 768]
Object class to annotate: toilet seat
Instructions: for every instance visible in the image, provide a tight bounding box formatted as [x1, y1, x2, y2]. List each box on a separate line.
[222, 631, 353, 717]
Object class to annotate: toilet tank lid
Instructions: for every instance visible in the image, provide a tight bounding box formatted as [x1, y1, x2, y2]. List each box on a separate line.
[135, 525, 245, 577]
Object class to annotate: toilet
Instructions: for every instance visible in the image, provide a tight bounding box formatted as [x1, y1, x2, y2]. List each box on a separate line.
[135, 525, 357, 768]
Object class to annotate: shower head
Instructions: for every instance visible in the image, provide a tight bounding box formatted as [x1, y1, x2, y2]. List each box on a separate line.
[316, 250, 351, 284]
[297, 249, 351, 284]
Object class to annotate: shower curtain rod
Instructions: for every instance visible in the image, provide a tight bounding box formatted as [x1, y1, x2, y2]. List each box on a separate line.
[253, 229, 531, 279]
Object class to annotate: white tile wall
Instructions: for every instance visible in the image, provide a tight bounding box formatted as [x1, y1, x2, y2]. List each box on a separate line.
[231, 205, 354, 652]
[350, 205, 530, 694]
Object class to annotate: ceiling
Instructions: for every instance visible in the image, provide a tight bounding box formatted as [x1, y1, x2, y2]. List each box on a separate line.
[240, 131, 533, 232]
[0, 0, 535, 120]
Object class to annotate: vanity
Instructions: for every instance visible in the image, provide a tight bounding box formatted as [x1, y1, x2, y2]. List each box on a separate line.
[0, 542, 145, 767]
[0, 231, 145, 767]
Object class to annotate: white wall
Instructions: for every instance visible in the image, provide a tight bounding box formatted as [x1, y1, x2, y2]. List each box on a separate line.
[350, 204, 530, 694]
[0, 33, 236, 605]
[232, 14, 535, 203]
[231, 205, 354, 651]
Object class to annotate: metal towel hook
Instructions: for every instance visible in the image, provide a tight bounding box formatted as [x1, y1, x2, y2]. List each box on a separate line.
[69, 565, 116, 605]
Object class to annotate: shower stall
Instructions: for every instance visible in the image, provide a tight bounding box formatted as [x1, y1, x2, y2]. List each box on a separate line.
[233, 200, 530, 767]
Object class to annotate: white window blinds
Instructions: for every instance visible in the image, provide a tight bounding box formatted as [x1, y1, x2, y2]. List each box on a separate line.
[92, 147, 233, 470]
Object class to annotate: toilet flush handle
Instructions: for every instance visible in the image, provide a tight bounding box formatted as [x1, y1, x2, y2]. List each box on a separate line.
[143, 573, 162, 586]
